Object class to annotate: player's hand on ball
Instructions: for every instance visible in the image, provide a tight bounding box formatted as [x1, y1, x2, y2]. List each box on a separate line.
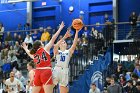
[72, 19, 84, 30]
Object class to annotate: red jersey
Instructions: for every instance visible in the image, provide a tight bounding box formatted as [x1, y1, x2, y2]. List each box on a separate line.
[33, 48, 51, 68]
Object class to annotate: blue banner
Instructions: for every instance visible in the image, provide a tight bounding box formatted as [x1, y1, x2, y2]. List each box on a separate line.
[69, 48, 111, 93]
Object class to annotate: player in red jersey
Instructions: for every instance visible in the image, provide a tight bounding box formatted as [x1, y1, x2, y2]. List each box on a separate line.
[26, 61, 35, 93]
[26, 61, 44, 93]
[22, 22, 65, 93]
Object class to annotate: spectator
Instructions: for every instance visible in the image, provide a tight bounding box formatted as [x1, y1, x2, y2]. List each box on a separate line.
[24, 34, 33, 49]
[129, 12, 138, 39]
[13, 33, 18, 42]
[125, 72, 132, 81]
[5, 71, 20, 93]
[135, 57, 139, 64]
[133, 63, 140, 77]
[104, 13, 109, 22]
[81, 37, 88, 55]
[104, 77, 111, 88]
[8, 46, 16, 58]
[82, 26, 90, 39]
[23, 23, 31, 36]
[14, 41, 20, 53]
[135, 81, 140, 93]
[17, 24, 23, 35]
[24, 34, 33, 44]
[131, 73, 139, 86]
[15, 46, 28, 63]
[129, 12, 138, 27]
[52, 29, 56, 35]
[1, 48, 8, 60]
[17, 35, 23, 44]
[89, 83, 100, 93]
[4, 41, 10, 50]
[123, 80, 137, 93]
[123, 55, 135, 72]
[107, 77, 122, 93]
[103, 20, 114, 47]
[2, 56, 11, 78]
[41, 28, 50, 45]
[46, 26, 52, 34]
[12, 68, 20, 79]
[5, 32, 13, 42]
[119, 75, 126, 87]
[9, 52, 18, 70]
[118, 75, 126, 92]
[17, 24, 23, 31]
[17, 72, 26, 89]
[91, 27, 98, 39]
[0, 23, 4, 42]
[115, 63, 126, 80]
[31, 30, 41, 41]
[76, 38, 83, 55]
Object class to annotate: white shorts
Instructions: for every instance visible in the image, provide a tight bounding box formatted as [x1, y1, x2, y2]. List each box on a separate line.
[52, 66, 69, 87]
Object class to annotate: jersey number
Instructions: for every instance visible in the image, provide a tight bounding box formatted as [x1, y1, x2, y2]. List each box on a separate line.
[60, 56, 65, 62]
[34, 52, 47, 64]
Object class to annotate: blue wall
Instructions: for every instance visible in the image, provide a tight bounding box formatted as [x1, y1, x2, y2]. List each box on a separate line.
[118, 0, 140, 22]
[0, 0, 113, 31]
[32, 0, 113, 29]
[117, 0, 140, 40]
[0, 3, 27, 31]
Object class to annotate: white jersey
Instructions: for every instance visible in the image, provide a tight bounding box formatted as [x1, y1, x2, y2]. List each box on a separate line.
[5, 78, 20, 93]
[55, 50, 70, 68]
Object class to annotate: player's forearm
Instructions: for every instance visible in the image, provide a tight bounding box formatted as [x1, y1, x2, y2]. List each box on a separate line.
[71, 32, 78, 49]
[24, 48, 30, 56]
[51, 27, 63, 44]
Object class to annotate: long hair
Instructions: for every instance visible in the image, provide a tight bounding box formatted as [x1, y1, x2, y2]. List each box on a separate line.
[30, 40, 42, 54]
[28, 61, 35, 68]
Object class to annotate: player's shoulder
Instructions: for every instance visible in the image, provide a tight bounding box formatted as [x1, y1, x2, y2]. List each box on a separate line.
[5, 78, 10, 83]
[65, 50, 70, 52]
[29, 69, 35, 75]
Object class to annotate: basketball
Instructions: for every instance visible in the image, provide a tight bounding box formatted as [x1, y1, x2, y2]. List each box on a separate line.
[72, 19, 84, 30]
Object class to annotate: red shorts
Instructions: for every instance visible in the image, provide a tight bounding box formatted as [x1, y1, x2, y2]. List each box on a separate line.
[33, 69, 53, 86]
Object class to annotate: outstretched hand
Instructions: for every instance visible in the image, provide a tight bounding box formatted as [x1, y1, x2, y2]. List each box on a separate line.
[59, 21, 65, 29]
[21, 42, 28, 49]
[64, 29, 71, 38]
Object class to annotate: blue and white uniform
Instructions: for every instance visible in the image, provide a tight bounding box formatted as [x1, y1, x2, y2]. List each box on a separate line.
[53, 50, 70, 87]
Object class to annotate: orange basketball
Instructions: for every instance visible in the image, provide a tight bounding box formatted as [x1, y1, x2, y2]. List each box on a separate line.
[72, 19, 84, 30]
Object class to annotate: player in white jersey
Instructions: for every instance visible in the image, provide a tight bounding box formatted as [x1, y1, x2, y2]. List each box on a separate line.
[5, 71, 20, 93]
[53, 29, 79, 93]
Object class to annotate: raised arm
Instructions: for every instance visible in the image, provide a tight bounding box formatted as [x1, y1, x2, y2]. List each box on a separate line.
[21, 42, 34, 59]
[69, 30, 79, 57]
[53, 29, 71, 56]
[45, 22, 65, 52]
